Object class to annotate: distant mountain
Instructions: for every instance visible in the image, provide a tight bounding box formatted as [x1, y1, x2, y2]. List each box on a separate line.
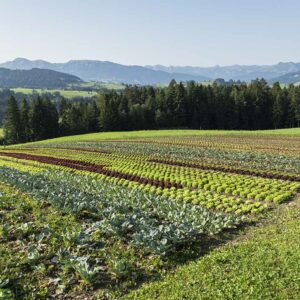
[0, 58, 210, 85]
[0, 68, 82, 89]
[147, 62, 300, 81]
[3, 58, 300, 84]
[1, 58, 54, 70]
[269, 71, 300, 84]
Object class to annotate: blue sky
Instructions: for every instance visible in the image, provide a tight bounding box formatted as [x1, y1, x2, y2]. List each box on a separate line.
[0, 0, 299, 66]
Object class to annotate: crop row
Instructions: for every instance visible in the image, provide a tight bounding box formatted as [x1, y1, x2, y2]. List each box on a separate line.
[2, 150, 296, 199]
[6, 146, 299, 182]
[0, 166, 241, 255]
[0, 150, 298, 215]
[3, 147, 299, 183]
[0, 151, 182, 189]
[0, 166, 244, 297]
[149, 158, 300, 181]
[0, 156, 250, 214]
[96, 137, 300, 155]
[26, 138, 299, 175]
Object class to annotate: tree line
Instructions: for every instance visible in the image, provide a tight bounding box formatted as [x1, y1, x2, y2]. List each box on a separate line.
[2, 96, 98, 144]
[3, 79, 300, 144]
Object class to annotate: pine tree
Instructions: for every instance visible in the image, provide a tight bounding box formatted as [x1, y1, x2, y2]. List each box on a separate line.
[98, 93, 119, 131]
[165, 79, 177, 126]
[29, 97, 48, 141]
[59, 98, 69, 115]
[86, 101, 99, 132]
[3, 96, 21, 144]
[20, 98, 31, 142]
[292, 86, 300, 127]
[144, 87, 157, 129]
[173, 82, 187, 127]
[44, 98, 59, 138]
[186, 81, 196, 128]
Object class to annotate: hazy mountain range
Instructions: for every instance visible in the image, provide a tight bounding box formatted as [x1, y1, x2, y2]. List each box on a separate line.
[147, 62, 300, 82]
[1, 58, 300, 85]
[0, 58, 209, 85]
[268, 71, 300, 85]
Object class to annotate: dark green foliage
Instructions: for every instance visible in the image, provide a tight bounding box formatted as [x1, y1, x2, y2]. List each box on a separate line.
[0, 89, 13, 122]
[290, 86, 300, 127]
[3, 96, 21, 144]
[86, 101, 99, 132]
[19, 99, 30, 142]
[92, 79, 299, 131]
[3, 79, 300, 144]
[29, 97, 59, 141]
[59, 100, 100, 136]
[3, 96, 60, 144]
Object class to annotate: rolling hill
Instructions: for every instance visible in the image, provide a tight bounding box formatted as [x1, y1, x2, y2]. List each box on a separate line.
[0, 67, 82, 89]
[0, 58, 210, 85]
[268, 71, 300, 84]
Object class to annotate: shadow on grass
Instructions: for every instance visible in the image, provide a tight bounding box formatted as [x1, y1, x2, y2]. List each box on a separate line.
[121, 199, 300, 297]
[114, 220, 255, 297]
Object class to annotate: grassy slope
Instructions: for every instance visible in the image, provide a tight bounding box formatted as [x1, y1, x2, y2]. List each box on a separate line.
[4, 128, 300, 148]
[98, 83, 126, 90]
[10, 82, 125, 98]
[11, 88, 98, 99]
[123, 197, 300, 300]
[76, 82, 126, 90]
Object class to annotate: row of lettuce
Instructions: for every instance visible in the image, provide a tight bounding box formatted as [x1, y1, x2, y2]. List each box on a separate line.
[97, 135, 300, 155]
[24, 138, 300, 176]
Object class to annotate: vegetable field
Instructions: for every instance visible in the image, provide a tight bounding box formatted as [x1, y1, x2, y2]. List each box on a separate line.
[0, 130, 299, 299]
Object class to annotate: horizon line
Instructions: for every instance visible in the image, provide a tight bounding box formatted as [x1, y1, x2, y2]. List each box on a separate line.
[1, 57, 300, 69]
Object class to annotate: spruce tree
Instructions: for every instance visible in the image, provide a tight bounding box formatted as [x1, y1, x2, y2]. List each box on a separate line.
[44, 98, 59, 138]
[86, 101, 99, 132]
[292, 86, 300, 127]
[3, 96, 21, 144]
[29, 96, 47, 141]
[20, 98, 31, 142]
[174, 82, 187, 127]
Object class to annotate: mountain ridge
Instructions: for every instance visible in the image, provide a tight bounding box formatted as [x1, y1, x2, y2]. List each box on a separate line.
[0, 58, 210, 84]
[268, 71, 300, 84]
[2, 58, 300, 84]
[147, 62, 300, 81]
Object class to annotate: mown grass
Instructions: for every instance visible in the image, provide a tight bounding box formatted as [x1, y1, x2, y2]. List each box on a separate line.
[10, 82, 125, 98]
[122, 196, 300, 300]
[0, 183, 83, 298]
[5, 128, 299, 148]
[98, 83, 126, 90]
[75, 82, 126, 90]
[11, 88, 98, 99]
